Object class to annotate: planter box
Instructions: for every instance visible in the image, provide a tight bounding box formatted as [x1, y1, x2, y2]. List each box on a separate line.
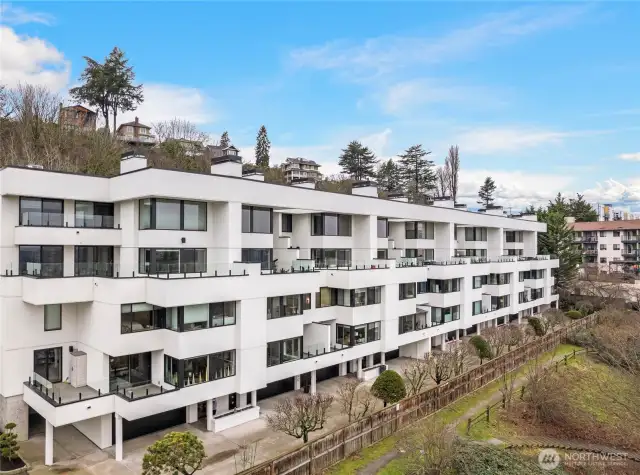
[0, 455, 29, 474]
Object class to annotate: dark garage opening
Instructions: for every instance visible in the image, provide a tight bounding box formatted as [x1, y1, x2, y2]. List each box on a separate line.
[113, 407, 186, 444]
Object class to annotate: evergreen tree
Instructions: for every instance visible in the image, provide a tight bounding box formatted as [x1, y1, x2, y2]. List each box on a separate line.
[477, 176, 497, 208]
[397, 144, 435, 202]
[255, 125, 271, 168]
[219, 131, 230, 148]
[569, 193, 598, 222]
[338, 140, 378, 181]
[377, 159, 401, 193]
[539, 212, 582, 290]
[70, 47, 143, 134]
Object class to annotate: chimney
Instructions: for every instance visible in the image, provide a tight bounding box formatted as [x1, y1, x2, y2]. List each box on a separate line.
[120, 151, 147, 174]
[134, 117, 139, 125]
[211, 155, 242, 177]
[351, 180, 378, 197]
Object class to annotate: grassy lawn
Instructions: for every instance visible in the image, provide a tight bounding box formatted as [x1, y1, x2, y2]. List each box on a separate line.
[326, 343, 582, 475]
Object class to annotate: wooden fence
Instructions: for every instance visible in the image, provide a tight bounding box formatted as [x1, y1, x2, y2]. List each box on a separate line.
[240, 314, 599, 475]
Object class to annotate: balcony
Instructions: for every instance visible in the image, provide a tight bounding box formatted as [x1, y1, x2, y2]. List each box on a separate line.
[583, 249, 598, 256]
[22, 275, 94, 305]
[579, 236, 598, 243]
[621, 235, 640, 243]
[15, 223, 122, 247]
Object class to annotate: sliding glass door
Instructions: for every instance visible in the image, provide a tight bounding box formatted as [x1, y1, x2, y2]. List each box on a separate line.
[33, 347, 62, 383]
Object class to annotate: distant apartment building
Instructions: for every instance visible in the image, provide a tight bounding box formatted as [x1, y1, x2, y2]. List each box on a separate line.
[283, 158, 322, 183]
[116, 117, 156, 146]
[569, 218, 640, 272]
[58, 105, 97, 132]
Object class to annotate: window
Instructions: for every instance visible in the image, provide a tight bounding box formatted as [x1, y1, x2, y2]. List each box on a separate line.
[210, 302, 237, 327]
[613, 244, 620, 251]
[19, 245, 63, 277]
[491, 295, 510, 310]
[473, 275, 487, 288]
[377, 218, 389, 238]
[75, 246, 114, 277]
[463, 249, 487, 257]
[311, 213, 352, 236]
[184, 355, 209, 386]
[405, 221, 435, 239]
[472, 301, 483, 316]
[336, 325, 352, 347]
[405, 248, 435, 262]
[431, 306, 460, 325]
[281, 214, 293, 233]
[164, 355, 179, 386]
[488, 273, 511, 285]
[311, 249, 351, 267]
[464, 227, 488, 241]
[241, 248, 273, 271]
[506, 249, 524, 256]
[121, 303, 165, 333]
[139, 199, 206, 231]
[267, 294, 303, 319]
[183, 304, 209, 331]
[417, 281, 428, 294]
[19, 197, 64, 226]
[316, 287, 337, 308]
[505, 231, 523, 243]
[337, 322, 381, 344]
[267, 338, 302, 366]
[600, 244, 606, 250]
[599, 231, 606, 237]
[75, 201, 114, 228]
[613, 231, 620, 237]
[377, 248, 388, 259]
[242, 206, 273, 233]
[399, 282, 416, 300]
[426, 279, 461, 293]
[600, 257, 607, 264]
[110, 353, 152, 391]
[139, 248, 206, 274]
[531, 288, 544, 300]
[34, 347, 62, 384]
[398, 313, 427, 333]
[210, 350, 235, 380]
[44, 304, 61, 331]
[519, 291, 528, 303]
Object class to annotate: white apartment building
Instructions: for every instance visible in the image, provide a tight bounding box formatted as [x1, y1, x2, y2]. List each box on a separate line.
[570, 219, 640, 272]
[0, 154, 558, 465]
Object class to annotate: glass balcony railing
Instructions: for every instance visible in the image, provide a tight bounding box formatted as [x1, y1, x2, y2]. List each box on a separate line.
[21, 262, 63, 278]
[20, 211, 64, 227]
[74, 262, 114, 277]
[75, 215, 116, 229]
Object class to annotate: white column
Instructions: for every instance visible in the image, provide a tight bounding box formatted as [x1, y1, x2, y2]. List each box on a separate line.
[310, 370, 317, 395]
[206, 399, 213, 431]
[456, 329, 460, 340]
[476, 323, 481, 335]
[356, 358, 363, 380]
[440, 334, 447, 351]
[294, 374, 301, 390]
[517, 313, 522, 324]
[339, 361, 347, 376]
[366, 354, 374, 368]
[45, 420, 54, 466]
[115, 414, 123, 462]
[349, 359, 357, 373]
[380, 352, 386, 365]
[463, 328, 467, 337]
[251, 390, 257, 407]
[186, 403, 198, 423]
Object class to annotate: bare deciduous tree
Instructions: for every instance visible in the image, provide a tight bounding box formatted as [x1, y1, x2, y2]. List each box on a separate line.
[425, 351, 456, 385]
[500, 371, 518, 408]
[396, 418, 456, 475]
[336, 379, 375, 422]
[152, 118, 209, 145]
[435, 166, 449, 197]
[7, 83, 61, 123]
[444, 145, 460, 203]
[266, 393, 334, 443]
[234, 439, 258, 474]
[542, 309, 566, 330]
[449, 342, 474, 376]
[402, 358, 431, 396]
[505, 324, 524, 351]
[483, 326, 511, 357]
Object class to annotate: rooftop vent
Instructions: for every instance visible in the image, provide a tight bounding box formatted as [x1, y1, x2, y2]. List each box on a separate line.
[211, 155, 242, 177]
[120, 151, 147, 174]
[351, 180, 378, 197]
[26, 164, 44, 170]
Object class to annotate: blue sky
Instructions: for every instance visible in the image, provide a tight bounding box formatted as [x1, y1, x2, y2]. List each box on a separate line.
[1, 1, 639, 211]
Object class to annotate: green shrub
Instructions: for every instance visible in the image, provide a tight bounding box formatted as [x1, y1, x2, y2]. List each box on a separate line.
[0, 422, 20, 462]
[371, 370, 406, 405]
[575, 300, 594, 316]
[566, 310, 583, 320]
[469, 335, 493, 363]
[527, 317, 546, 336]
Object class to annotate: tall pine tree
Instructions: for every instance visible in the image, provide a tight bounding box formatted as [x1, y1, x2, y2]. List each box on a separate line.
[477, 176, 497, 208]
[255, 125, 271, 168]
[219, 131, 230, 147]
[377, 159, 401, 193]
[539, 212, 582, 290]
[338, 141, 378, 181]
[397, 144, 435, 202]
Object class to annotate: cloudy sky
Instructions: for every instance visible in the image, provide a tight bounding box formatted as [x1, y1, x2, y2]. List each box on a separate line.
[1, 2, 639, 211]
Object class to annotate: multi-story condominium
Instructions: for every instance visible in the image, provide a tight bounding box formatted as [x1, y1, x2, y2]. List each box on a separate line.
[0, 155, 558, 465]
[282, 157, 322, 183]
[569, 219, 640, 272]
[116, 117, 156, 146]
[58, 104, 97, 132]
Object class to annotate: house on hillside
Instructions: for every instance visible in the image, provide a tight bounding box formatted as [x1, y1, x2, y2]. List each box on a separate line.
[207, 144, 242, 160]
[282, 157, 322, 183]
[59, 104, 97, 132]
[116, 117, 156, 146]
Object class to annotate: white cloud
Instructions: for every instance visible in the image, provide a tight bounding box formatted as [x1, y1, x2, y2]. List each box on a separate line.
[0, 26, 70, 91]
[453, 127, 568, 154]
[290, 4, 591, 79]
[0, 4, 54, 25]
[118, 84, 217, 129]
[618, 152, 640, 161]
[582, 179, 640, 203]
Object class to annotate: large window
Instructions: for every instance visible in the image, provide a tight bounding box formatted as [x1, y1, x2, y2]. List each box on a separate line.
[464, 227, 488, 241]
[472, 301, 483, 315]
[210, 350, 236, 380]
[139, 199, 206, 231]
[311, 213, 352, 236]
[267, 338, 302, 366]
[491, 295, 510, 310]
[138, 248, 206, 274]
[109, 352, 151, 392]
[473, 275, 488, 289]
[242, 206, 273, 234]
[399, 282, 416, 300]
[184, 355, 209, 386]
[489, 273, 511, 285]
[267, 294, 303, 319]
[164, 350, 235, 387]
[398, 312, 428, 334]
[75, 201, 114, 228]
[531, 288, 544, 300]
[337, 322, 381, 345]
[426, 279, 461, 293]
[161, 302, 237, 332]
[34, 347, 62, 384]
[505, 231, 523, 243]
[405, 248, 435, 262]
[336, 325, 352, 347]
[377, 218, 388, 238]
[431, 306, 460, 326]
[311, 248, 351, 267]
[241, 248, 273, 271]
[405, 221, 435, 239]
[121, 303, 166, 333]
[75, 246, 114, 277]
[164, 355, 180, 386]
[316, 287, 338, 308]
[210, 302, 236, 328]
[281, 213, 293, 233]
[19, 245, 63, 277]
[44, 305, 61, 331]
[19, 197, 63, 227]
